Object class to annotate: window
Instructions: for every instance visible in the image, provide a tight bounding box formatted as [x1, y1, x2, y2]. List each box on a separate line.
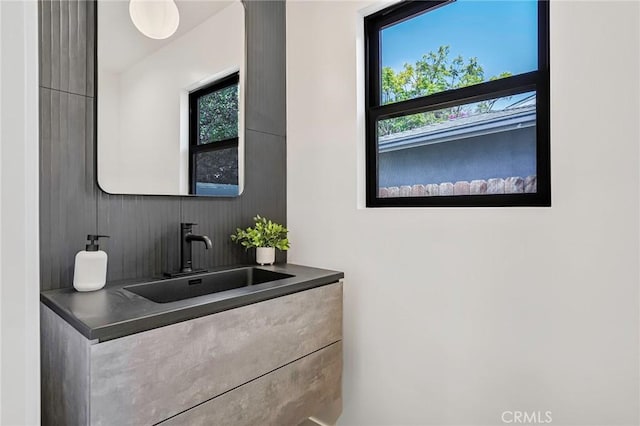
[364, 0, 550, 207]
[189, 72, 240, 196]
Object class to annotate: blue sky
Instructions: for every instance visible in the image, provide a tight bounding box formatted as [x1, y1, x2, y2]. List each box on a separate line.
[381, 0, 538, 79]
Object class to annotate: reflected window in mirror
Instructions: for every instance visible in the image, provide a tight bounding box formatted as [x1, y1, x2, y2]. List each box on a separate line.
[189, 72, 240, 196]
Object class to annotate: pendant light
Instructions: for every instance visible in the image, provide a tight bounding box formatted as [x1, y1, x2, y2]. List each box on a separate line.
[129, 0, 180, 40]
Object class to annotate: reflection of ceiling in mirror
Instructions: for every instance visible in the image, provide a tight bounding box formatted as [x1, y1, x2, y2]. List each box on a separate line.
[99, 0, 235, 73]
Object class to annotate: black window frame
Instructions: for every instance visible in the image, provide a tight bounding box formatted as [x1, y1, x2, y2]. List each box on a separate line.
[188, 72, 240, 195]
[364, 0, 550, 207]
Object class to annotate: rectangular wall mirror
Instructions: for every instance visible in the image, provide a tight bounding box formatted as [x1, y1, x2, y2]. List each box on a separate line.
[97, 0, 245, 196]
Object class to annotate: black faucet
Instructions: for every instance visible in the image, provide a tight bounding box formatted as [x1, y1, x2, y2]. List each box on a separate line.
[180, 223, 213, 274]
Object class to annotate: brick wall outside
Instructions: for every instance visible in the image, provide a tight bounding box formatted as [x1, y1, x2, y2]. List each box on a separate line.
[379, 175, 537, 198]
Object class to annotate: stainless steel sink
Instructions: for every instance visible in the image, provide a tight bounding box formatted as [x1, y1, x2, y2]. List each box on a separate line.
[124, 267, 294, 303]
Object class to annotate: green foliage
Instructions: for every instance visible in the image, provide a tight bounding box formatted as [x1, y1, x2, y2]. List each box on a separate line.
[196, 83, 239, 184]
[195, 149, 238, 185]
[379, 45, 512, 136]
[198, 84, 239, 144]
[230, 215, 290, 251]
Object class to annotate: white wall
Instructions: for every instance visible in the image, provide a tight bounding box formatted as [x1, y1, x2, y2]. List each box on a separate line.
[0, 0, 40, 424]
[287, 1, 640, 425]
[98, 1, 245, 195]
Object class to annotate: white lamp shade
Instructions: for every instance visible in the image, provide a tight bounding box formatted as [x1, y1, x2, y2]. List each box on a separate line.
[129, 0, 180, 40]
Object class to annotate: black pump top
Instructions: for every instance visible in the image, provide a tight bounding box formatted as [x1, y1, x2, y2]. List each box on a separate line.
[86, 234, 109, 251]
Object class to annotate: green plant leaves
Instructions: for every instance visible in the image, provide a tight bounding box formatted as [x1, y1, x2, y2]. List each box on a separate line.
[230, 215, 290, 251]
[379, 45, 513, 136]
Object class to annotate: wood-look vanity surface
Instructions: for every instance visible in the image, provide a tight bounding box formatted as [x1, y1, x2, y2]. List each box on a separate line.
[41, 281, 343, 426]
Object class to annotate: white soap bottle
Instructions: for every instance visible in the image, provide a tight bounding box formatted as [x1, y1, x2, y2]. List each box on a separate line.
[73, 235, 109, 292]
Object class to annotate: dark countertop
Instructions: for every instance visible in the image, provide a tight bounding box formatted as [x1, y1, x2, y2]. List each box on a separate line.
[40, 263, 344, 342]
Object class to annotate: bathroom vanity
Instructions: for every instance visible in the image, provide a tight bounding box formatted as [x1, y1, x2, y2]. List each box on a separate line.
[40, 264, 344, 426]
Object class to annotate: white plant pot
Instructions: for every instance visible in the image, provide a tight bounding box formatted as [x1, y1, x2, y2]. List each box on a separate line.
[256, 247, 275, 265]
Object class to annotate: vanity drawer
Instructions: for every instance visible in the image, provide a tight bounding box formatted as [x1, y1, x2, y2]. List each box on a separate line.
[161, 341, 343, 426]
[89, 281, 343, 426]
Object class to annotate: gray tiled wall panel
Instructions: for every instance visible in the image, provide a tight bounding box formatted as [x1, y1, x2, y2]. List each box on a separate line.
[245, 1, 287, 137]
[39, 0, 94, 96]
[39, 0, 287, 290]
[40, 88, 97, 290]
[96, 193, 181, 281]
[243, 130, 287, 264]
[242, 131, 287, 223]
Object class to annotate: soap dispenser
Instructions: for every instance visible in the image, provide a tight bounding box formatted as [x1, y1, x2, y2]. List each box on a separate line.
[73, 234, 109, 292]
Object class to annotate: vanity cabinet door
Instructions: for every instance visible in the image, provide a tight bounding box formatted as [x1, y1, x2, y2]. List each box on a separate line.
[161, 341, 343, 426]
[90, 282, 343, 426]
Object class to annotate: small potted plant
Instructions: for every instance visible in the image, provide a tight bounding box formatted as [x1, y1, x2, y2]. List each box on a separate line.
[230, 215, 290, 265]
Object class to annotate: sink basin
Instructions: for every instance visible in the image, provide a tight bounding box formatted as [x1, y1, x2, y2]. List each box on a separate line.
[124, 267, 294, 303]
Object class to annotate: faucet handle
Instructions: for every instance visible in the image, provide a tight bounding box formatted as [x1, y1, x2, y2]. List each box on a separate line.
[181, 222, 198, 228]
